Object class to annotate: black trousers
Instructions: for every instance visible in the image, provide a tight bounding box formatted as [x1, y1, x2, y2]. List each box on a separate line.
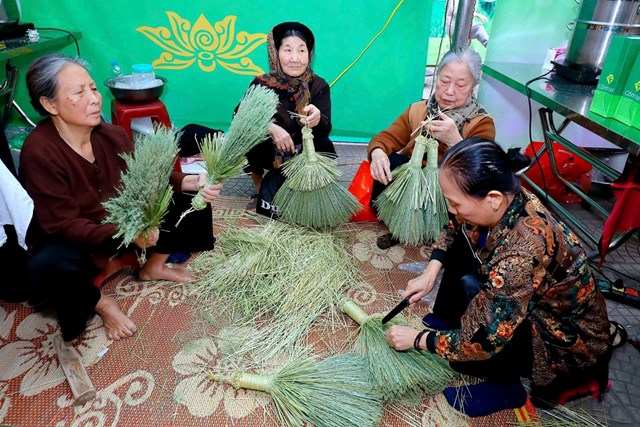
[0, 225, 31, 302]
[27, 193, 214, 341]
[370, 152, 411, 204]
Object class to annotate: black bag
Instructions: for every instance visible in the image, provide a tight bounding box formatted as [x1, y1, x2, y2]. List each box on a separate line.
[256, 168, 286, 219]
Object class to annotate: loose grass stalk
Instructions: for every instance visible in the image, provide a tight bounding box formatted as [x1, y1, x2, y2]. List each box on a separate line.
[102, 125, 178, 262]
[274, 126, 361, 229]
[177, 85, 278, 224]
[375, 135, 430, 245]
[339, 297, 457, 402]
[218, 353, 383, 427]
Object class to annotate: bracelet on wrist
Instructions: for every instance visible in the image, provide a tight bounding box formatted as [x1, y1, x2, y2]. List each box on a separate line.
[413, 329, 429, 351]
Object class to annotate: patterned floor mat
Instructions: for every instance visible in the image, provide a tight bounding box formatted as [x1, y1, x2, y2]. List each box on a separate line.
[0, 196, 537, 426]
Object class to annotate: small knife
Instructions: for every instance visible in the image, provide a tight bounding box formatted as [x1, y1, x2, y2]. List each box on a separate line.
[381, 296, 411, 324]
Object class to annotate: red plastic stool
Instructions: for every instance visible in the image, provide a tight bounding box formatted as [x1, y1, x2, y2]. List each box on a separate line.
[111, 99, 181, 171]
[111, 99, 171, 139]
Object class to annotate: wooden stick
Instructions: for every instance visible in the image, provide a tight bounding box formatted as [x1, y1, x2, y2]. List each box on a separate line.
[54, 335, 96, 405]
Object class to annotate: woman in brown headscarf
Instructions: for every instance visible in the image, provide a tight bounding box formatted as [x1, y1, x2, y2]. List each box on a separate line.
[243, 21, 335, 194]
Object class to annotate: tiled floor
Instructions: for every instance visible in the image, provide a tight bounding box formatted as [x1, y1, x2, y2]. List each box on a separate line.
[224, 142, 640, 426]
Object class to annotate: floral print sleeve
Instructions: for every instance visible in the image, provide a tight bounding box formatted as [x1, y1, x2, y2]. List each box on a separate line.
[433, 220, 543, 361]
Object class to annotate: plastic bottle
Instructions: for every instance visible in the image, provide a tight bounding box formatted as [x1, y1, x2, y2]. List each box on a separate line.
[131, 63, 155, 89]
[111, 61, 123, 78]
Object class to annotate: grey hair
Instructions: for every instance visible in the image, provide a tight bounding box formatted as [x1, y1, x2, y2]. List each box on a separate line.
[26, 53, 90, 116]
[436, 47, 482, 86]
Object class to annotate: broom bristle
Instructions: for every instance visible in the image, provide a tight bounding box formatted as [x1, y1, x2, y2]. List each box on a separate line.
[274, 126, 361, 228]
[102, 125, 178, 247]
[422, 137, 448, 240]
[275, 182, 361, 228]
[228, 353, 383, 427]
[280, 151, 340, 191]
[341, 298, 457, 402]
[357, 316, 457, 402]
[375, 164, 429, 245]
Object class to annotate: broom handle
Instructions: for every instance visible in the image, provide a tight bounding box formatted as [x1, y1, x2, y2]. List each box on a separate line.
[231, 372, 274, 392]
[410, 135, 428, 167]
[302, 126, 317, 162]
[426, 138, 439, 168]
[339, 298, 370, 326]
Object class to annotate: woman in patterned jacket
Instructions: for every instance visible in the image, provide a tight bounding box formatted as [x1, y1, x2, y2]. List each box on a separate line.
[386, 138, 623, 416]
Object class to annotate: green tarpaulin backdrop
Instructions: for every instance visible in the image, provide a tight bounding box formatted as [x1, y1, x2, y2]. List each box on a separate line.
[15, 0, 432, 142]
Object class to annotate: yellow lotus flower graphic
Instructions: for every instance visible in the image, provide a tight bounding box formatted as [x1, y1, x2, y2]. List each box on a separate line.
[635, 80, 640, 92]
[137, 13, 266, 75]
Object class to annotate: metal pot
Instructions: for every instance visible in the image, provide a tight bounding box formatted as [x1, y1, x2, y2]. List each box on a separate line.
[104, 76, 166, 104]
[566, 0, 640, 72]
[0, 0, 21, 25]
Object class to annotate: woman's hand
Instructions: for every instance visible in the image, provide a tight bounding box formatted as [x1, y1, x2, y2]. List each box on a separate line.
[270, 123, 295, 153]
[370, 148, 393, 184]
[133, 227, 159, 249]
[302, 104, 321, 128]
[386, 325, 420, 351]
[402, 259, 443, 304]
[430, 111, 463, 148]
[197, 174, 223, 203]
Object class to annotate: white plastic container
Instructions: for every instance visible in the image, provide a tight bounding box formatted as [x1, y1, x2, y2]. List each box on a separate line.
[131, 63, 155, 89]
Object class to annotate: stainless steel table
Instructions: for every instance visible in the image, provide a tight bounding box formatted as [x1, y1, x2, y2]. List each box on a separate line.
[483, 61, 640, 252]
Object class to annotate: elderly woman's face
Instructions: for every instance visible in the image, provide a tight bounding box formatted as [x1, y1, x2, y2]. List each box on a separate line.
[439, 168, 493, 227]
[278, 35, 309, 78]
[46, 63, 102, 127]
[435, 60, 475, 110]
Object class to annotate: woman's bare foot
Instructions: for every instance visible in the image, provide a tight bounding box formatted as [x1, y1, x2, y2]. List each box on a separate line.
[95, 294, 136, 341]
[138, 263, 198, 283]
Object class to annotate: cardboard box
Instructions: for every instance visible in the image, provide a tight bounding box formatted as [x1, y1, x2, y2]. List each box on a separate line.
[614, 50, 640, 128]
[590, 36, 640, 118]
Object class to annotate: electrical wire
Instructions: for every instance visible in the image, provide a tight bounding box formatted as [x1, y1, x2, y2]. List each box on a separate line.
[35, 27, 81, 57]
[524, 69, 554, 206]
[329, 0, 405, 87]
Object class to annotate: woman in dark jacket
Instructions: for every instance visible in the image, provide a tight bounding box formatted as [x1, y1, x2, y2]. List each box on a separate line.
[19, 53, 222, 342]
[386, 138, 622, 416]
[243, 21, 334, 194]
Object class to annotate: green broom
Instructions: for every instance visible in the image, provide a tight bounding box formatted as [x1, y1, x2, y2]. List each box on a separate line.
[374, 134, 430, 246]
[422, 136, 449, 241]
[177, 84, 278, 224]
[212, 352, 383, 427]
[102, 125, 178, 261]
[273, 125, 361, 229]
[339, 298, 457, 403]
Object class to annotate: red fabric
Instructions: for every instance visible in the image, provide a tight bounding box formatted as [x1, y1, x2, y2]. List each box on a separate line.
[348, 161, 378, 222]
[600, 159, 640, 264]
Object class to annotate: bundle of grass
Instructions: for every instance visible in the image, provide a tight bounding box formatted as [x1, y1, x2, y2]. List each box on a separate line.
[189, 214, 360, 362]
[177, 85, 278, 224]
[274, 125, 361, 229]
[374, 134, 430, 246]
[422, 136, 448, 241]
[339, 298, 457, 402]
[102, 125, 178, 261]
[213, 352, 383, 427]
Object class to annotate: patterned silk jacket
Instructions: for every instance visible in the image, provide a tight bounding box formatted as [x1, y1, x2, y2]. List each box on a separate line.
[430, 190, 611, 385]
